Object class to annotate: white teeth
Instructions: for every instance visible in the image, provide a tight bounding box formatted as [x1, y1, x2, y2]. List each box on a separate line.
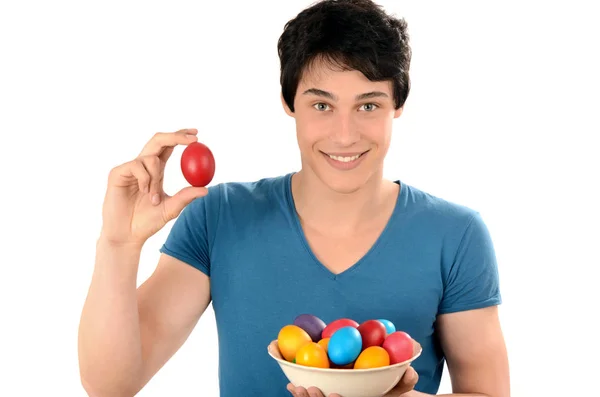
[328, 154, 361, 162]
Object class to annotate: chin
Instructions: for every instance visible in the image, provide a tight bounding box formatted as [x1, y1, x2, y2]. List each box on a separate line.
[314, 167, 375, 195]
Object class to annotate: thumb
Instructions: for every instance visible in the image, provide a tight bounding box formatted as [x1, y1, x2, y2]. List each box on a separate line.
[163, 186, 208, 221]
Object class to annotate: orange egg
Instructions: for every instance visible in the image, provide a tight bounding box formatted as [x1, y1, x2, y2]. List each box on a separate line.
[317, 337, 330, 352]
[295, 342, 330, 368]
[278, 325, 312, 362]
[353, 346, 390, 369]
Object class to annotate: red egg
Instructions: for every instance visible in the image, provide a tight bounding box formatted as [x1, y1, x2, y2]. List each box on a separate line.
[357, 320, 387, 350]
[180, 142, 215, 187]
[321, 318, 359, 339]
[382, 331, 413, 364]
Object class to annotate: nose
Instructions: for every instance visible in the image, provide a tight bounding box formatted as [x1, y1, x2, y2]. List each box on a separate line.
[330, 112, 360, 147]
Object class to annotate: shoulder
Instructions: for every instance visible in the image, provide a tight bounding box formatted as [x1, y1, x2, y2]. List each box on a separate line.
[185, 173, 291, 220]
[398, 181, 497, 273]
[398, 181, 481, 232]
[215, 173, 290, 203]
[206, 173, 290, 207]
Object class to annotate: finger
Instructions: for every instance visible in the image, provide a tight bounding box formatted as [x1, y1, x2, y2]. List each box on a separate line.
[138, 129, 198, 159]
[162, 186, 208, 222]
[158, 131, 197, 163]
[157, 129, 198, 163]
[306, 386, 325, 397]
[389, 366, 419, 395]
[139, 156, 164, 205]
[287, 383, 296, 395]
[294, 387, 310, 397]
[130, 160, 151, 193]
[111, 159, 150, 193]
[180, 128, 198, 136]
[158, 146, 175, 164]
[403, 366, 419, 387]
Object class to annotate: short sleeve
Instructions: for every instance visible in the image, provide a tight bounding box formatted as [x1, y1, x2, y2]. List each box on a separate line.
[439, 212, 502, 314]
[159, 195, 211, 276]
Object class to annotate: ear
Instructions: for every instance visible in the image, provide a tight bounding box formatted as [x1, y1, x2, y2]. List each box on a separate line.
[281, 93, 295, 118]
[393, 106, 404, 119]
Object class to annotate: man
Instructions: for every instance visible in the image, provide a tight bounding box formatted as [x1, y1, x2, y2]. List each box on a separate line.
[78, 0, 510, 396]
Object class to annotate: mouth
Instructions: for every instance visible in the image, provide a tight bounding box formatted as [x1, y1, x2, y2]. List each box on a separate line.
[321, 150, 369, 162]
[320, 149, 370, 170]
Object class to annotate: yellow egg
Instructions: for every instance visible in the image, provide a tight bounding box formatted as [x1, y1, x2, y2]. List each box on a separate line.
[353, 346, 390, 369]
[317, 337, 330, 353]
[278, 325, 312, 362]
[295, 342, 330, 368]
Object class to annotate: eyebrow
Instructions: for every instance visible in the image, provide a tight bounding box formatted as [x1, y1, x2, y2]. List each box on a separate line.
[302, 88, 389, 101]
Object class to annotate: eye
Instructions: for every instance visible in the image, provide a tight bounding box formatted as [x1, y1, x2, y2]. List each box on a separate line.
[359, 103, 378, 112]
[313, 102, 331, 111]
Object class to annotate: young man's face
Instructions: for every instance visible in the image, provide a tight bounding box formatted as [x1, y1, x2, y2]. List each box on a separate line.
[282, 60, 403, 194]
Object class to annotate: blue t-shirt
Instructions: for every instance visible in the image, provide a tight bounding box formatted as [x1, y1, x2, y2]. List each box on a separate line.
[160, 173, 501, 396]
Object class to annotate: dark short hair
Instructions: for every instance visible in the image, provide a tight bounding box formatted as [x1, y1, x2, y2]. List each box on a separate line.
[277, 0, 411, 112]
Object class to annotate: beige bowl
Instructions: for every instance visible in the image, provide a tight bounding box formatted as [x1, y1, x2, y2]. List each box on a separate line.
[267, 339, 422, 397]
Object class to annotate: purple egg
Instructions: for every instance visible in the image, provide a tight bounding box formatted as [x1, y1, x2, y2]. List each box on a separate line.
[293, 314, 326, 342]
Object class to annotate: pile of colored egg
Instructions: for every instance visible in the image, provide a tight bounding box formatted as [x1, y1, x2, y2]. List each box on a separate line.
[277, 314, 414, 370]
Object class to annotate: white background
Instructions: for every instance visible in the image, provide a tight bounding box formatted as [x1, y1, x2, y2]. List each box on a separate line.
[1, 1, 598, 396]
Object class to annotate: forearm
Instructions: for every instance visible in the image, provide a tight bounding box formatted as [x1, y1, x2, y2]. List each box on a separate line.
[78, 238, 144, 395]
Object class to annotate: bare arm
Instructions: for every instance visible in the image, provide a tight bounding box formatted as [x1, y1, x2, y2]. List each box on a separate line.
[136, 253, 211, 390]
[78, 129, 210, 396]
[403, 306, 510, 397]
[78, 242, 210, 396]
[78, 240, 144, 396]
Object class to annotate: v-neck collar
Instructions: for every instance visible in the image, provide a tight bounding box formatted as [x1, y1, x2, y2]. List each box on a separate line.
[284, 172, 406, 280]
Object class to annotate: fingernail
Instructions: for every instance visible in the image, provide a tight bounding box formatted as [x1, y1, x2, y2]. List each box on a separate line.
[186, 134, 197, 139]
[152, 194, 160, 205]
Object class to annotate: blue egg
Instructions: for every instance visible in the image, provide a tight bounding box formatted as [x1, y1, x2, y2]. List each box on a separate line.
[377, 319, 396, 334]
[327, 326, 362, 365]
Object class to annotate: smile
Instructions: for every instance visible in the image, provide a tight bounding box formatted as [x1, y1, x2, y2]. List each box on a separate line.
[327, 154, 362, 162]
[320, 150, 370, 170]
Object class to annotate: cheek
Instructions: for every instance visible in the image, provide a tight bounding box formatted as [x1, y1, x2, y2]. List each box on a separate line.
[295, 122, 316, 152]
[296, 114, 330, 144]
[357, 116, 393, 144]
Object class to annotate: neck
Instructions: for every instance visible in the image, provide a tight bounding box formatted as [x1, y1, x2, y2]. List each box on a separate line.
[291, 168, 398, 235]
